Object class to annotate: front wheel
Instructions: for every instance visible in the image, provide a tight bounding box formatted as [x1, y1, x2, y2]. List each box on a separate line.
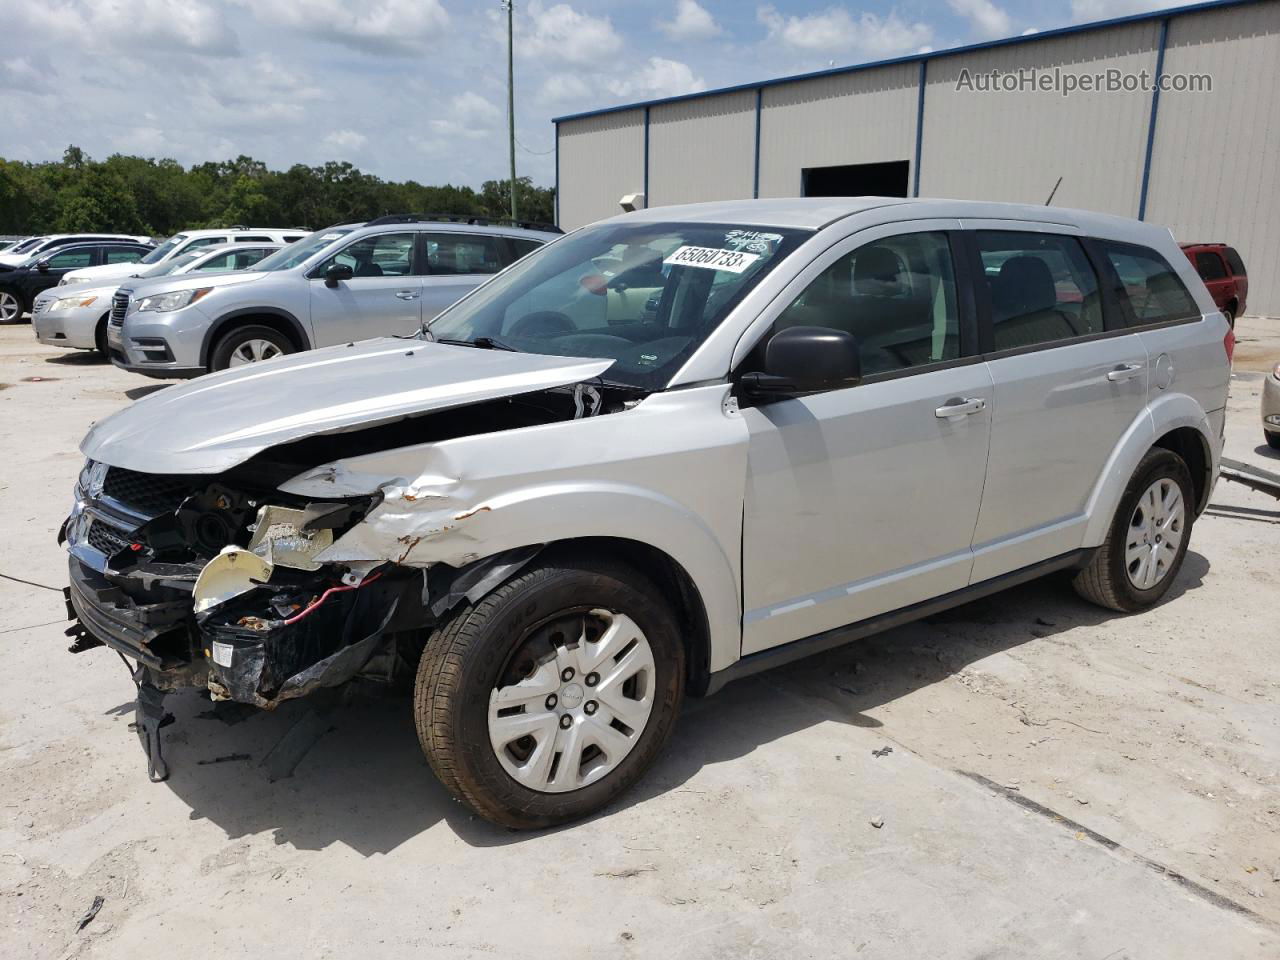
[414, 555, 685, 829]
[1073, 448, 1194, 612]
[208, 324, 294, 372]
[0, 288, 23, 323]
[1266, 430, 1280, 451]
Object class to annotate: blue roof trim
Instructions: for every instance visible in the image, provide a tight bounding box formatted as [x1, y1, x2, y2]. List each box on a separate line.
[552, 0, 1261, 125]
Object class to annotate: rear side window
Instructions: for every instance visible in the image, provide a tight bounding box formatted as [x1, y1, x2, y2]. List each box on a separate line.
[104, 247, 145, 264]
[184, 236, 226, 252]
[772, 231, 960, 376]
[1224, 247, 1246, 276]
[508, 238, 544, 262]
[976, 231, 1103, 351]
[1194, 251, 1227, 280]
[1098, 242, 1199, 325]
[425, 234, 504, 275]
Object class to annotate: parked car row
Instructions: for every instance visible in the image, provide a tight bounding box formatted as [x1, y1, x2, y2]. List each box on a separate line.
[60, 197, 1232, 828]
[0, 237, 155, 322]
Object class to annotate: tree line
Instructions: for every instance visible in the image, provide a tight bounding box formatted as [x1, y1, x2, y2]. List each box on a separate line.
[0, 146, 556, 237]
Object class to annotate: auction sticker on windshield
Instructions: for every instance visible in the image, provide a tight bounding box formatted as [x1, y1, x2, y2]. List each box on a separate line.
[663, 245, 760, 274]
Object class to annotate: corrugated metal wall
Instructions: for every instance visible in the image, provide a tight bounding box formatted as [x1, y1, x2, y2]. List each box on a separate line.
[1145, 2, 1280, 316]
[556, 109, 645, 230]
[648, 91, 756, 207]
[918, 23, 1160, 214]
[757, 64, 919, 198]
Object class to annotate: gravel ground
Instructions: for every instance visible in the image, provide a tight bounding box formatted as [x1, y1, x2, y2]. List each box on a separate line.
[1, 318, 1278, 959]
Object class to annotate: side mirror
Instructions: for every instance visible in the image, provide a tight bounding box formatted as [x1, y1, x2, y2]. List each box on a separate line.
[739, 326, 862, 401]
[35, 260, 50, 273]
[324, 263, 353, 288]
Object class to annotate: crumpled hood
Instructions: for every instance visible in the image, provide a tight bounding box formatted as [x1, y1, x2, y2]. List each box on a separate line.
[81, 338, 614, 474]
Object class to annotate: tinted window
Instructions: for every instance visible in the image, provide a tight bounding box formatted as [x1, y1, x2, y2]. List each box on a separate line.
[235, 235, 272, 242]
[977, 232, 1102, 350]
[194, 251, 237, 271]
[1100, 243, 1199, 325]
[233, 248, 274, 268]
[770, 231, 960, 376]
[45, 248, 94, 269]
[184, 236, 226, 252]
[1194, 251, 1227, 280]
[1224, 247, 1246, 276]
[317, 232, 415, 277]
[104, 247, 146, 264]
[508, 238, 544, 261]
[283, 235, 305, 243]
[425, 234, 504, 275]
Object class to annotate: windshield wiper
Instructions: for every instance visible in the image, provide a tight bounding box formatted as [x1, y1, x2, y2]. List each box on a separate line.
[432, 336, 519, 352]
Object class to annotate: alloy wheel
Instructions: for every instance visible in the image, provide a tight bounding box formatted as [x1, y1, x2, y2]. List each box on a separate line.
[488, 608, 656, 794]
[1125, 477, 1185, 590]
[227, 338, 283, 366]
[0, 291, 20, 322]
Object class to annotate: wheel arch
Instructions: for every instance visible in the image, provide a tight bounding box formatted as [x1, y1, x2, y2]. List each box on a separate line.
[200, 307, 309, 368]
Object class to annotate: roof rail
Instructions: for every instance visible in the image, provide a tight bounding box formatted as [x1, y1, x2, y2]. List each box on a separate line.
[364, 212, 563, 234]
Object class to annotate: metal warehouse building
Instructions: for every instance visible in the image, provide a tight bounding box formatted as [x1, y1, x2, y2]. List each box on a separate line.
[553, 0, 1280, 315]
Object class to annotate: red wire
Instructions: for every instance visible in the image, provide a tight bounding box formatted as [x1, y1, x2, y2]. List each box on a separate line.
[281, 572, 383, 626]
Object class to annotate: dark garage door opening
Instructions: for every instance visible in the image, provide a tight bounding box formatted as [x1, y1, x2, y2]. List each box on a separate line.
[802, 160, 910, 198]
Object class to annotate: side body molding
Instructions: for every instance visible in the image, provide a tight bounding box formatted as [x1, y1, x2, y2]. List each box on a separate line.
[280, 385, 750, 673]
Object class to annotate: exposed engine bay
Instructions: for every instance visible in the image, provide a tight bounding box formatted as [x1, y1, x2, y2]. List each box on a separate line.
[60, 383, 637, 779]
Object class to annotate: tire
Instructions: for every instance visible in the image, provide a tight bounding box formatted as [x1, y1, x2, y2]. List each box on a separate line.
[94, 315, 108, 356]
[1073, 448, 1194, 612]
[1266, 430, 1280, 451]
[208, 324, 294, 372]
[414, 554, 685, 829]
[0, 287, 24, 323]
[1222, 305, 1235, 329]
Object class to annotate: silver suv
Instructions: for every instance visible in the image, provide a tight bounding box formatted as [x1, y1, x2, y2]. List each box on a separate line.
[63, 198, 1229, 826]
[105, 216, 560, 377]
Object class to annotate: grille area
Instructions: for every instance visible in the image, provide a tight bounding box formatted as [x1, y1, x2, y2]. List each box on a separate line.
[87, 520, 131, 557]
[109, 290, 130, 326]
[102, 467, 195, 515]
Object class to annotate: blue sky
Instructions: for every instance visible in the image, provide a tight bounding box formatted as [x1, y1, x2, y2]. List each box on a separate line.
[3, 0, 1198, 188]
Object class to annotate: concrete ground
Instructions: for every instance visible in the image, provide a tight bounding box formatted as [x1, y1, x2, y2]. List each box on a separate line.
[1, 318, 1278, 959]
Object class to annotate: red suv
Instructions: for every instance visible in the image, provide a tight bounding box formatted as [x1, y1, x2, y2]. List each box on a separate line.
[1181, 242, 1247, 327]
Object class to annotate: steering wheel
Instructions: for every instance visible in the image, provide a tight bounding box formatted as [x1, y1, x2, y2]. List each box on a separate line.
[508, 311, 575, 338]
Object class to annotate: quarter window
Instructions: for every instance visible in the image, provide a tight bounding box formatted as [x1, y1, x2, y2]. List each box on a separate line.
[316, 233, 415, 277]
[425, 234, 505, 275]
[1099, 242, 1199, 325]
[769, 231, 960, 376]
[1223, 247, 1247, 276]
[1194, 251, 1227, 281]
[976, 232, 1103, 351]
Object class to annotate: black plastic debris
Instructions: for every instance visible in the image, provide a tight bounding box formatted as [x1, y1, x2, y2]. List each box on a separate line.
[77, 895, 104, 931]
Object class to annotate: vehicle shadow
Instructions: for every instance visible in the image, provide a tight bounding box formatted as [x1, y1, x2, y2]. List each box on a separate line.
[1253, 443, 1279, 461]
[43, 350, 107, 366]
[124, 384, 168, 400]
[151, 552, 1210, 854]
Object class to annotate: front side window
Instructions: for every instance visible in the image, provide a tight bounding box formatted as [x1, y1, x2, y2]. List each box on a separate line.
[1194, 251, 1227, 281]
[767, 231, 960, 376]
[427, 220, 808, 391]
[315, 232, 415, 277]
[1099, 242, 1199, 325]
[104, 247, 145, 264]
[977, 231, 1102, 350]
[182, 236, 227, 254]
[193, 251, 237, 271]
[425, 234, 504, 275]
[45, 248, 94, 269]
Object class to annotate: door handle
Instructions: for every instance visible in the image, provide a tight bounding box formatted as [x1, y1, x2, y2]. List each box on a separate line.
[934, 397, 986, 419]
[1106, 362, 1144, 382]
[395, 290, 420, 300]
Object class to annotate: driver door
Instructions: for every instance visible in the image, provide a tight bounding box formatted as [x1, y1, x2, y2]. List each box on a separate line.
[308, 231, 423, 346]
[738, 221, 994, 654]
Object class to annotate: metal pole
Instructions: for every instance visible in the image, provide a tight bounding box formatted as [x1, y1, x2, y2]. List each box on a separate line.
[506, 0, 518, 222]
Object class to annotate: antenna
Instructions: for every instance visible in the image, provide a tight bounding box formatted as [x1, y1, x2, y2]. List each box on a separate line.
[1045, 176, 1063, 206]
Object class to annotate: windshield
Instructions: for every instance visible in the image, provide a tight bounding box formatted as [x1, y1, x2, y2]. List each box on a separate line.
[9, 237, 45, 254]
[426, 221, 807, 390]
[248, 227, 354, 272]
[138, 250, 202, 277]
[140, 234, 187, 264]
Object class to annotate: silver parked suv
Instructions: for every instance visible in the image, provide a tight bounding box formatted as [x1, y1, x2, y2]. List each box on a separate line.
[105, 215, 560, 376]
[63, 198, 1230, 826]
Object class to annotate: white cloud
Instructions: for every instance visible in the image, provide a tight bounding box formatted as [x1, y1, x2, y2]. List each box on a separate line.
[453, 91, 502, 123]
[253, 0, 448, 56]
[657, 0, 722, 42]
[607, 58, 707, 100]
[757, 5, 932, 57]
[947, 0, 1012, 40]
[538, 72, 593, 104]
[11, 0, 239, 56]
[1070, 0, 1199, 21]
[324, 129, 368, 151]
[521, 2, 622, 66]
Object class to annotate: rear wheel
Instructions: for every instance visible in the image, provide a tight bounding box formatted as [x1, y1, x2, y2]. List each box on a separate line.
[414, 555, 685, 829]
[209, 324, 293, 372]
[0, 288, 23, 323]
[1073, 448, 1194, 612]
[1222, 304, 1235, 328]
[1266, 430, 1280, 451]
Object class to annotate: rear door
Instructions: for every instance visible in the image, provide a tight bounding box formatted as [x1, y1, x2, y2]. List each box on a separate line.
[308, 231, 422, 346]
[420, 233, 507, 321]
[739, 221, 994, 654]
[963, 224, 1149, 582]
